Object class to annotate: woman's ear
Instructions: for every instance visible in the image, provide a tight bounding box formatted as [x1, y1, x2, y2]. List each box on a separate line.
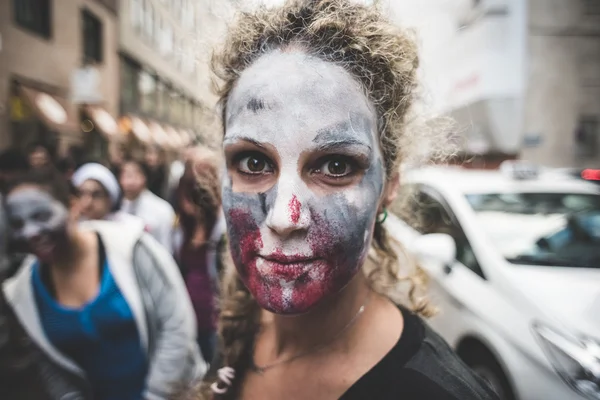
[382, 172, 400, 209]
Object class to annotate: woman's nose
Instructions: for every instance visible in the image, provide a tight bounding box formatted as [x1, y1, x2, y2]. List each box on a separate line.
[266, 185, 310, 238]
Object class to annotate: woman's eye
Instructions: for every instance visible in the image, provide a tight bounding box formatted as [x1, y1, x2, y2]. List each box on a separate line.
[237, 154, 274, 175]
[33, 210, 52, 222]
[319, 157, 354, 178]
[8, 218, 24, 230]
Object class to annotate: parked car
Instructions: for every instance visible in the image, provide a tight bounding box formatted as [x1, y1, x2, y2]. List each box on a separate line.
[387, 163, 600, 400]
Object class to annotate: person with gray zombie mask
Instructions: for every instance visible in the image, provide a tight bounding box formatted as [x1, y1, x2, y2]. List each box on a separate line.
[187, 1, 499, 400]
[1, 197, 85, 399]
[2, 168, 205, 400]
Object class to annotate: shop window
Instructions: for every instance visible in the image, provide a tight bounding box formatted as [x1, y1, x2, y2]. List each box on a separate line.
[13, 0, 51, 39]
[120, 58, 140, 113]
[139, 71, 157, 115]
[193, 104, 204, 128]
[169, 91, 182, 124]
[161, 83, 173, 121]
[82, 9, 103, 64]
[575, 116, 599, 158]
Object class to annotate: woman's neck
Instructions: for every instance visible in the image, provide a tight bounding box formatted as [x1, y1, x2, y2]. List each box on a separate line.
[51, 229, 95, 273]
[264, 273, 372, 357]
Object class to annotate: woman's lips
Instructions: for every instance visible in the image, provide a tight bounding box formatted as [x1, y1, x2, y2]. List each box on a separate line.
[256, 254, 321, 282]
[26, 235, 57, 258]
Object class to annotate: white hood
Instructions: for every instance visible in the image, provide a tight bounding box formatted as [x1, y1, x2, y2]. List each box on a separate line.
[504, 265, 600, 338]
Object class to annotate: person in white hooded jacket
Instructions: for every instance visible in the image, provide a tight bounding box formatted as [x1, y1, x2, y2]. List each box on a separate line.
[2, 168, 205, 400]
[72, 162, 141, 225]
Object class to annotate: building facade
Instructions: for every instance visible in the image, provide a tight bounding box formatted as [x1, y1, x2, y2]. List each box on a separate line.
[521, 0, 600, 168]
[0, 0, 120, 160]
[390, 0, 600, 169]
[117, 0, 234, 150]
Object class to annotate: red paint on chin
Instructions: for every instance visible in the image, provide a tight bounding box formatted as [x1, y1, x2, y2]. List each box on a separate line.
[289, 195, 301, 224]
[227, 209, 363, 315]
[288, 214, 359, 313]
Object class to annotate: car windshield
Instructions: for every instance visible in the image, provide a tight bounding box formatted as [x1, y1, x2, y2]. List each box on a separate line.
[465, 192, 600, 269]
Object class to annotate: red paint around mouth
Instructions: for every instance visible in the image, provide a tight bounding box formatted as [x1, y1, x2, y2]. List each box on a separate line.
[259, 257, 315, 281]
[262, 250, 315, 264]
[289, 195, 301, 224]
[227, 208, 365, 315]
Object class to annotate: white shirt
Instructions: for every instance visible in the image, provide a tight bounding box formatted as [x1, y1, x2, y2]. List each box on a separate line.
[121, 190, 176, 253]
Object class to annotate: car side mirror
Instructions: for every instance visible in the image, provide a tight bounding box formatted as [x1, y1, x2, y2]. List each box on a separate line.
[412, 233, 457, 274]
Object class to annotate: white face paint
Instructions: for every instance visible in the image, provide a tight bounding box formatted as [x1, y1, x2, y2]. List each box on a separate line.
[222, 50, 386, 315]
[5, 187, 70, 263]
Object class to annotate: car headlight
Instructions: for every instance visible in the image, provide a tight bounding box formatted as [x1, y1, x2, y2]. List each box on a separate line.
[533, 322, 600, 400]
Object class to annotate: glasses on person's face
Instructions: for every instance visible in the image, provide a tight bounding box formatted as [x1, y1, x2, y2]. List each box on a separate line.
[78, 189, 108, 201]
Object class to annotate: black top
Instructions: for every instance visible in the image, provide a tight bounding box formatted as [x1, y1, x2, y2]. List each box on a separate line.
[340, 307, 499, 400]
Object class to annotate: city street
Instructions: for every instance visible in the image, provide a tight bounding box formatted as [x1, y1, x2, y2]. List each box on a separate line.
[0, 1, 599, 400]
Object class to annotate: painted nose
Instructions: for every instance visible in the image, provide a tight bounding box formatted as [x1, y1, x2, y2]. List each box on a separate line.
[21, 222, 42, 240]
[266, 187, 310, 237]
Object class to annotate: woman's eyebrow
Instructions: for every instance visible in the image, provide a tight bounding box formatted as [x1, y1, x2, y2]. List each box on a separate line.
[222, 136, 267, 148]
[313, 139, 372, 153]
[312, 124, 372, 151]
[312, 114, 373, 147]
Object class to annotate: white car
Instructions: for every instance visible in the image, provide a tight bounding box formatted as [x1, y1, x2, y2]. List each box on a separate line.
[386, 163, 600, 400]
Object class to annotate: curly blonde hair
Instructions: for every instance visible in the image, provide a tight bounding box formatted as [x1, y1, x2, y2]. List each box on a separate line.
[191, 1, 435, 398]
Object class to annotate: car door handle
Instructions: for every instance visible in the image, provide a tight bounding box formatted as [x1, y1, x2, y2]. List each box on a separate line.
[443, 263, 453, 275]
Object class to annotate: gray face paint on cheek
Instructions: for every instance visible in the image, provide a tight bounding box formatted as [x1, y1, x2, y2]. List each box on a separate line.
[5, 188, 69, 243]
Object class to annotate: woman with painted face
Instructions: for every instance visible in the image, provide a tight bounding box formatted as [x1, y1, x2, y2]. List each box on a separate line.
[2, 168, 205, 400]
[190, 1, 499, 400]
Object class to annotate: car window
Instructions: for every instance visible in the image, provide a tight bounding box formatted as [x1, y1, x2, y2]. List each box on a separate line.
[408, 187, 485, 279]
[466, 192, 600, 269]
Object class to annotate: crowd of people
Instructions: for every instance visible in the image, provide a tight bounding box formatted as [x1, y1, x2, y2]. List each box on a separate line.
[0, 1, 501, 400]
[0, 140, 224, 399]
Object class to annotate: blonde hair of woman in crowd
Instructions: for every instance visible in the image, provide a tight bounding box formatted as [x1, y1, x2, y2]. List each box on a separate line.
[188, 1, 499, 399]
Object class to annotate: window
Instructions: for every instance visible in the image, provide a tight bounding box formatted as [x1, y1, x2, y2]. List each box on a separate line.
[120, 58, 140, 113]
[130, 0, 143, 31]
[575, 116, 599, 158]
[13, 0, 51, 38]
[139, 71, 157, 115]
[193, 104, 204, 128]
[408, 187, 485, 278]
[82, 9, 103, 63]
[173, 37, 183, 71]
[182, 0, 195, 30]
[181, 45, 195, 76]
[184, 99, 194, 126]
[159, 24, 174, 55]
[144, 0, 154, 41]
[466, 192, 600, 269]
[154, 14, 162, 49]
[156, 80, 166, 119]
